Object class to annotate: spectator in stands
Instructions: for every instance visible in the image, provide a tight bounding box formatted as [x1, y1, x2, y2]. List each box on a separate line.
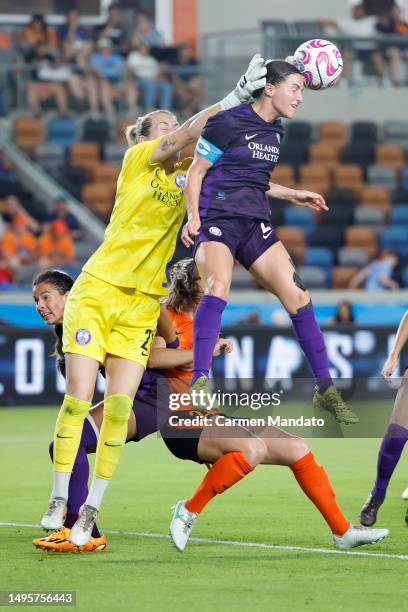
[173, 43, 203, 117]
[59, 9, 98, 113]
[0, 249, 13, 286]
[327, 301, 355, 326]
[17, 14, 69, 116]
[2, 195, 41, 234]
[95, 2, 128, 56]
[322, 4, 386, 84]
[90, 38, 125, 114]
[38, 218, 75, 267]
[126, 43, 173, 111]
[44, 194, 82, 241]
[2, 214, 38, 269]
[131, 12, 163, 49]
[376, 6, 408, 86]
[349, 250, 400, 290]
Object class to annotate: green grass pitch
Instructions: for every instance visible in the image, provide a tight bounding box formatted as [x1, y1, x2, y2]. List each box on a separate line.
[1, 406, 407, 612]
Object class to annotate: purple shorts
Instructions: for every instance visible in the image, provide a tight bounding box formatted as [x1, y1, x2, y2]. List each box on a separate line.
[195, 214, 279, 269]
[130, 377, 172, 442]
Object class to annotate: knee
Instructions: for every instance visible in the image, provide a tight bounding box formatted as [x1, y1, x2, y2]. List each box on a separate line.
[287, 289, 311, 315]
[104, 394, 133, 422]
[205, 278, 229, 300]
[287, 437, 310, 464]
[60, 395, 90, 421]
[240, 437, 266, 467]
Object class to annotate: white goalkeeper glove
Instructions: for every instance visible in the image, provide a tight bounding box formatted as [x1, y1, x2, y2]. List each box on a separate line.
[221, 53, 267, 110]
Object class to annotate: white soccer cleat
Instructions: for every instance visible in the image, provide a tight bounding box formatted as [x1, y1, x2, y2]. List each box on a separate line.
[333, 524, 389, 549]
[401, 487, 408, 500]
[169, 500, 198, 552]
[40, 497, 67, 531]
[69, 504, 98, 547]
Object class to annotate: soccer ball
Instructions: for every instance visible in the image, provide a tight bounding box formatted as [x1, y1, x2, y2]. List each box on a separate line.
[288, 39, 343, 90]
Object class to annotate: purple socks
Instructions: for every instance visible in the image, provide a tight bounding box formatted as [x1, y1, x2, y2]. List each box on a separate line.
[371, 423, 408, 499]
[192, 295, 227, 385]
[290, 303, 332, 393]
[49, 418, 100, 538]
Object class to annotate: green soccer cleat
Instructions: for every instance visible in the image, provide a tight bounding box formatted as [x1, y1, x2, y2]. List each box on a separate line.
[313, 385, 359, 425]
[190, 375, 214, 413]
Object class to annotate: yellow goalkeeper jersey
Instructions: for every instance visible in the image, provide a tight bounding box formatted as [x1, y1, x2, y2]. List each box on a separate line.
[83, 137, 190, 295]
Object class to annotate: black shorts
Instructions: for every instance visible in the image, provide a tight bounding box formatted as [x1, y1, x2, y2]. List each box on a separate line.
[160, 409, 206, 463]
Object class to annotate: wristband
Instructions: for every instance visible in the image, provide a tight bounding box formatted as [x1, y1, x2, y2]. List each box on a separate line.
[166, 338, 180, 349]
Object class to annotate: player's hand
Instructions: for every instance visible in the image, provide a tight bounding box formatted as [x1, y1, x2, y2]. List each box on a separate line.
[381, 353, 398, 381]
[213, 338, 233, 357]
[290, 190, 329, 212]
[235, 53, 267, 103]
[181, 215, 201, 247]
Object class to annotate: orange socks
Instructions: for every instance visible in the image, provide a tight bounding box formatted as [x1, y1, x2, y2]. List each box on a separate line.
[290, 451, 349, 536]
[185, 451, 254, 513]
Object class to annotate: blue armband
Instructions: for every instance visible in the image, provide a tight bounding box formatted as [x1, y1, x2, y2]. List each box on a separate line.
[195, 136, 224, 164]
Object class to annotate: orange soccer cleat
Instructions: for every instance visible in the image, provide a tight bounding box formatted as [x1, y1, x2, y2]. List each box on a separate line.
[32, 527, 107, 553]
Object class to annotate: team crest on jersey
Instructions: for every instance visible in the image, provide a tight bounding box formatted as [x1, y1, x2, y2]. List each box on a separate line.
[216, 191, 226, 200]
[75, 328, 92, 345]
[209, 226, 222, 236]
[175, 173, 186, 188]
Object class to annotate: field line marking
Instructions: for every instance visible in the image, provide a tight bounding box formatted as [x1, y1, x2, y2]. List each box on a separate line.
[1, 521, 406, 561]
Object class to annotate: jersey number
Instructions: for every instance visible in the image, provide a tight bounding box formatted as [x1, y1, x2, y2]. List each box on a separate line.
[140, 329, 154, 357]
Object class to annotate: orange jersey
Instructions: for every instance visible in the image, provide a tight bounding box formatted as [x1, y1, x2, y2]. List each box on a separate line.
[165, 307, 193, 395]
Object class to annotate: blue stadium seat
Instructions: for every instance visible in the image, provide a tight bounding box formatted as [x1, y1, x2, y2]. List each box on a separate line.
[397, 246, 408, 266]
[303, 247, 334, 268]
[391, 205, 408, 225]
[297, 265, 329, 289]
[402, 266, 408, 288]
[284, 207, 314, 227]
[47, 117, 77, 148]
[380, 226, 408, 249]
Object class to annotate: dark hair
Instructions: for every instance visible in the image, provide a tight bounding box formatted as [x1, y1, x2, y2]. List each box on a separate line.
[166, 258, 202, 313]
[252, 59, 302, 98]
[126, 109, 175, 146]
[32, 269, 74, 377]
[335, 301, 354, 323]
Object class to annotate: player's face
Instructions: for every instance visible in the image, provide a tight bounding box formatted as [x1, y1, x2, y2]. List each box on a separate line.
[147, 113, 179, 141]
[33, 282, 68, 325]
[270, 74, 304, 119]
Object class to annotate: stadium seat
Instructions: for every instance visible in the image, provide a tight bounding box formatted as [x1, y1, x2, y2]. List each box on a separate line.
[345, 227, 377, 258]
[104, 143, 127, 164]
[299, 163, 331, 183]
[303, 247, 334, 268]
[35, 143, 65, 169]
[351, 121, 378, 143]
[117, 119, 134, 144]
[337, 246, 369, 267]
[284, 207, 314, 227]
[318, 121, 348, 145]
[70, 142, 100, 177]
[375, 144, 405, 171]
[92, 163, 120, 183]
[285, 121, 313, 142]
[332, 266, 359, 289]
[55, 164, 87, 199]
[14, 118, 43, 150]
[359, 185, 390, 205]
[402, 266, 408, 288]
[367, 165, 398, 188]
[327, 188, 356, 208]
[82, 118, 111, 144]
[341, 142, 374, 166]
[297, 265, 328, 289]
[297, 179, 330, 196]
[380, 226, 408, 250]
[315, 207, 353, 227]
[309, 226, 344, 250]
[279, 140, 309, 165]
[383, 120, 408, 148]
[271, 164, 295, 187]
[276, 227, 306, 258]
[82, 183, 114, 221]
[309, 142, 341, 167]
[333, 165, 364, 190]
[354, 205, 385, 226]
[47, 116, 77, 148]
[391, 205, 408, 225]
[269, 199, 285, 226]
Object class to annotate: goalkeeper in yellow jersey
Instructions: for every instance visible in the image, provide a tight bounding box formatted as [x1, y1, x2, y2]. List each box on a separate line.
[39, 54, 267, 546]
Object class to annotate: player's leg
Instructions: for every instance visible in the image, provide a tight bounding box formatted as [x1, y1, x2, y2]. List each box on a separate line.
[192, 241, 234, 395]
[248, 240, 358, 424]
[360, 372, 408, 526]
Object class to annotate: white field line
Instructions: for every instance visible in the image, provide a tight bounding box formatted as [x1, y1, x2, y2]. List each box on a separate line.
[1, 521, 407, 561]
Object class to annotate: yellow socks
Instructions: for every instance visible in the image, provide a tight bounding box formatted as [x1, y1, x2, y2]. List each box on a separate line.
[94, 394, 133, 480]
[53, 395, 91, 472]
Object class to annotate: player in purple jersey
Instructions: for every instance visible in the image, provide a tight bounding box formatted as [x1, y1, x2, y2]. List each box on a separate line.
[359, 311, 408, 527]
[182, 59, 358, 425]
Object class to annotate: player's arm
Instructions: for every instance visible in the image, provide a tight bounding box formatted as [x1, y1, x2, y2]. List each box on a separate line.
[157, 303, 179, 347]
[150, 54, 266, 163]
[382, 312, 408, 380]
[181, 156, 213, 246]
[267, 182, 328, 212]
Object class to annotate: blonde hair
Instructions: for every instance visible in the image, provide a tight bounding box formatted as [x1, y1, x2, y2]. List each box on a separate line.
[125, 109, 176, 146]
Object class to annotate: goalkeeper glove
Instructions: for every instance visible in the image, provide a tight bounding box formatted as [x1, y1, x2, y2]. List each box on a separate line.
[221, 53, 267, 110]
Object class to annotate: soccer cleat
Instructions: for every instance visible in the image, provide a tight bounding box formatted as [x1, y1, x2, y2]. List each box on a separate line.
[190, 375, 214, 413]
[333, 524, 389, 549]
[69, 505, 99, 547]
[405, 508, 408, 526]
[313, 385, 359, 424]
[40, 497, 67, 531]
[359, 494, 384, 526]
[169, 500, 199, 552]
[32, 527, 108, 553]
[401, 487, 408, 500]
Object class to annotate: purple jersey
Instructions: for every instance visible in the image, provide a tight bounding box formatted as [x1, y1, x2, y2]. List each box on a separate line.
[196, 104, 284, 222]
